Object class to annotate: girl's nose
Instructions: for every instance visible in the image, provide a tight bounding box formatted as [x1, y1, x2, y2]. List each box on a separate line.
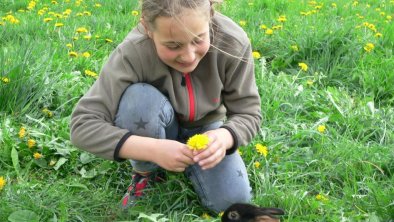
[180, 45, 196, 63]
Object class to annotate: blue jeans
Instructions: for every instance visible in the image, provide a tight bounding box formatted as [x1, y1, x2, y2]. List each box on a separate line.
[114, 83, 252, 213]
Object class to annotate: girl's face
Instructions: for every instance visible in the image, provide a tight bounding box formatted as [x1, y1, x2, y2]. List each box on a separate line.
[148, 8, 211, 73]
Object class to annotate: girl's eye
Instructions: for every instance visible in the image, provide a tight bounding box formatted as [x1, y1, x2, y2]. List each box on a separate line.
[166, 44, 181, 50]
[193, 39, 203, 45]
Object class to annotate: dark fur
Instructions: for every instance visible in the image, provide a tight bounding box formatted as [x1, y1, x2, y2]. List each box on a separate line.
[222, 203, 285, 222]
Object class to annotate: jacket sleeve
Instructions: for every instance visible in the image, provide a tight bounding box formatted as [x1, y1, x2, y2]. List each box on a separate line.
[221, 43, 262, 154]
[70, 43, 142, 161]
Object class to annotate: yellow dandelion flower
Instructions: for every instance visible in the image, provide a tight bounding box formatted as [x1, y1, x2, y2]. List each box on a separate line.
[1, 77, 10, 83]
[239, 20, 247, 27]
[363, 43, 375, 53]
[291, 45, 299, 52]
[43, 17, 53, 22]
[387, 15, 392, 21]
[82, 52, 91, 58]
[252, 51, 261, 59]
[51, 0, 58, 4]
[306, 79, 314, 86]
[69, 51, 78, 57]
[331, 3, 337, 8]
[317, 125, 326, 133]
[0, 176, 6, 190]
[84, 70, 98, 78]
[265, 29, 274, 35]
[374, 33, 382, 38]
[298, 62, 308, 71]
[63, 9, 72, 16]
[260, 24, 268, 30]
[0, 21, 5, 26]
[76, 12, 83, 16]
[255, 144, 268, 157]
[201, 213, 211, 219]
[187, 134, 210, 151]
[316, 194, 329, 201]
[277, 15, 287, 22]
[272, 25, 283, 30]
[27, 139, 36, 149]
[83, 35, 92, 40]
[95, 3, 102, 7]
[54, 22, 64, 27]
[42, 108, 53, 117]
[76, 27, 88, 33]
[254, 161, 261, 168]
[66, 43, 73, 48]
[19, 127, 26, 138]
[33, 152, 43, 159]
[132, 10, 139, 16]
[83, 11, 92, 16]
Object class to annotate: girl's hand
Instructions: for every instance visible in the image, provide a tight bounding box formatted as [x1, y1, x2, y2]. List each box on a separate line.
[152, 139, 195, 172]
[192, 128, 234, 170]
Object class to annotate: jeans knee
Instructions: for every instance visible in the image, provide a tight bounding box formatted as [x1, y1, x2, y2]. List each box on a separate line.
[205, 187, 252, 213]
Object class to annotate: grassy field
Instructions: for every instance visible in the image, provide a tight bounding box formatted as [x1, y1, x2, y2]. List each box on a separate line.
[1, 0, 393, 221]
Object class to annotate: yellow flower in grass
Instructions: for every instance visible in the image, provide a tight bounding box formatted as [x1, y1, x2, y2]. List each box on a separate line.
[252, 51, 261, 59]
[94, 3, 102, 7]
[255, 144, 268, 157]
[316, 194, 329, 201]
[277, 15, 287, 22]
[66, 43, 73, 48]
[76, 27, 88, 33]
[317, 125, 326, 133]
[201, 213, 211, 219]
[298, 62, 308, 71]
[265, 29, 274, 35]
[132, 10, 139, 16]
[254, 161, 261, 168]
[260, 24, 267, 30]
[1, 77, 10, 83]
[42, 108, 53, 117]
[43, 17, 53, 22]
[54, 22, 64, 27]
[83, 35, 92, 40]
[187, 134, 210, 151]
[82, 52, 91, 58]
[27, 139, 36, 148]
[69, 51, 78, 57]
[33, 152, 43, 159]
[363, 43, 375, 53]
[19, 127, 26, 138]
[374, 33, 382, 38]
[239, 20, 247, 27]
[306, 79, 314, 86]
[84, 70, 98, 78]
[0, 176, 6, 190]
[105, 38, 113, 43]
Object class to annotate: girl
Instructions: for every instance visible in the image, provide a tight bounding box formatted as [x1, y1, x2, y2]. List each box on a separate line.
[70, 0, 261, 213]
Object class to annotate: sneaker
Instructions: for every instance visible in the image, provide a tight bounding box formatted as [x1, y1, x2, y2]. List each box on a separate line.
[120, 171, 165, 208]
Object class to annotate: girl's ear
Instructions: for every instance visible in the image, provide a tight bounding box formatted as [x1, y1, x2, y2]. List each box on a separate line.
[140, 17, 152, 38]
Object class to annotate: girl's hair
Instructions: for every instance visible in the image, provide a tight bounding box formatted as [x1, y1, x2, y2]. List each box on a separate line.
[141, 0, 222, 30]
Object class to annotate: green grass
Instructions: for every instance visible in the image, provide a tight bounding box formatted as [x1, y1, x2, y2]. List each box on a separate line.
[1, 0, 393, 221]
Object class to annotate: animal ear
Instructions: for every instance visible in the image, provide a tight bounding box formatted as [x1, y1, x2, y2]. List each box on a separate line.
[260, 207, 285, 216]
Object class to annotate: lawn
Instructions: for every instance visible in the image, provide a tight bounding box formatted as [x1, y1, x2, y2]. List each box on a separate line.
[1, 0, 393, 221]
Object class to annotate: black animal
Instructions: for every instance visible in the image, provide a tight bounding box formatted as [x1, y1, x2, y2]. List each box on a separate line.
[221, 203, 285, 222]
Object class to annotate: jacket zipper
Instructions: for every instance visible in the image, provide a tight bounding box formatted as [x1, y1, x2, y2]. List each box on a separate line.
[183, 73, 195, 121]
